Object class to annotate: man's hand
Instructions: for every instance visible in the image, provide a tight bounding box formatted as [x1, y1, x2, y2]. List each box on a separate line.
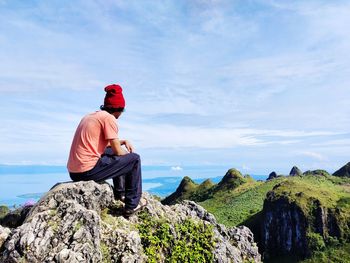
[110, 139, 135, 156]
[121, 140, 134, 153]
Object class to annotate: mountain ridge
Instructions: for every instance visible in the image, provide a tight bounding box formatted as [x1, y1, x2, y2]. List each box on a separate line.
[162, 162, 350, 262]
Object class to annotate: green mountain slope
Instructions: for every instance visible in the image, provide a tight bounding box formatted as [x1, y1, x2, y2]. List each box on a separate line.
[162, 163, 350, 262]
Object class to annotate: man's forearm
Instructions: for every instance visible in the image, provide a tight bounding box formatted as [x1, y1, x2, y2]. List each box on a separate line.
[110, 139, 127, 156]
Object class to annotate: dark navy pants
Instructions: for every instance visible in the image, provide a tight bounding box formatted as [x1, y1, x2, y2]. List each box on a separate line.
[69, 147, 142, 209]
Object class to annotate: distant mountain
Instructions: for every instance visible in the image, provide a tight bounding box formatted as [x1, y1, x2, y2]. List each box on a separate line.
[289, 165, 302, 176]
[162, 168, 254, 206]
[162, 163, 350, 262]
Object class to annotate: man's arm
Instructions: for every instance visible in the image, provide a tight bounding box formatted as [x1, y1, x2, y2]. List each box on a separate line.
[109, 138, 128, 156]
[109, 139, 127, 155]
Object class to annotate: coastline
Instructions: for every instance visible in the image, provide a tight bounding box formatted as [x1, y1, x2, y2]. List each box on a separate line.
[0, 165, 268, 209]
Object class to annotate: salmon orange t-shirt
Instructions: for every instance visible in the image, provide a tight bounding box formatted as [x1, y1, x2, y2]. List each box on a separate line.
[67, 111, 118, 173]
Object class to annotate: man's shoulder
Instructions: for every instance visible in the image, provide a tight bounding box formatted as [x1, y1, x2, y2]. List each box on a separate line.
[88, 110, 115, 123]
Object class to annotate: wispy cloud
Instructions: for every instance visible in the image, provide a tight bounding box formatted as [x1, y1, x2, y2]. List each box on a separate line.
[297, 151, 326, 161]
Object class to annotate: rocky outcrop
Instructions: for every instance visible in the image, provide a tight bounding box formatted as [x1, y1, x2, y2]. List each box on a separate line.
[261, 182, 349, 261]
[311, 199, 342, 239]
[0, 180, 261, 263]
[333, 162, 350, 177]
[289, 166, 302, 176]
[262, 192, 309, 259]
[303, 169, 330, 177]
[266, 171, 282, 180]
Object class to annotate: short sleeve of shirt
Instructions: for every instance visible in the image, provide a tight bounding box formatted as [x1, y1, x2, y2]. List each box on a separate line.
[103, 115, 118, 140]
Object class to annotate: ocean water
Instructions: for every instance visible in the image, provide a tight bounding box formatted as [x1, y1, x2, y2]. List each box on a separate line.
[0, 165, 268, 209]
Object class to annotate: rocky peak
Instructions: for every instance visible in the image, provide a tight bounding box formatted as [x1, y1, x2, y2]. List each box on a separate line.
[333, 162, 350, 177]
[178, 176, 196, 191]
[267, 171, 278, 180]
[217, 168, 245, 190]
[289, 166, 302, 176]
[0, 180, 261, 262]
[200, 178, 214, 188]
[161, 176, 198, 205]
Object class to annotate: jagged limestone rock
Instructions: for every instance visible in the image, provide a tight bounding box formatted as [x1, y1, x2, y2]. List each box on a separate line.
[262, 193, 309, 259]
[0, 226, 11, 248]
[289, 166, 302, 176]
[267, 171, 278, 180]
[333, 162, 350, 177]
[1, 181, 113, 263]
[0, 180, 261, 263]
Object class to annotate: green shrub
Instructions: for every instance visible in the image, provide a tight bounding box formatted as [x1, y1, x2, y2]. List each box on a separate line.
[307, 232, 325, 251]
[326, 236, 340, 247]
[137, 211, 216, 263]
[301, 243, 350, 263]
[0, 205, 9, 219]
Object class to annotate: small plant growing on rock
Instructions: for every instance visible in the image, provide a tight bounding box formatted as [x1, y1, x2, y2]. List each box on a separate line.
[137, 210, 216, 262]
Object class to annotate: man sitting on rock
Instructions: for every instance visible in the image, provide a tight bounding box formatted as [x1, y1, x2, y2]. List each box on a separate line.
[67, 84, 146, 217]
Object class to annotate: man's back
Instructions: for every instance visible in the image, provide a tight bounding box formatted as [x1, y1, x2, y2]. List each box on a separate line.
[67, 111, 118, 173]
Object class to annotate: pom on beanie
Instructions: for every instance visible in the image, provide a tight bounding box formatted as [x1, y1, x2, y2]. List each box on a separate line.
[104, 84, 125, 108]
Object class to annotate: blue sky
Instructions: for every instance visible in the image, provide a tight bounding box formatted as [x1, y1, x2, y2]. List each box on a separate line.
[0, 0, 349, 175]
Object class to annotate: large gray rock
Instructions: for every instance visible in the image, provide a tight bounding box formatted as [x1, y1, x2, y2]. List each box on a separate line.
[0, 225, 11, 248]
[0, 180, 261, 263]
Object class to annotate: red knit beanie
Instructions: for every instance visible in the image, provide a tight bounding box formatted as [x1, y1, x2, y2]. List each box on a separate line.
[104, 84, 125, 108]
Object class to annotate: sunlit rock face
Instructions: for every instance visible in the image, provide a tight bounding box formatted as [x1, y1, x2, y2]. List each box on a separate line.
[0, 180, 261, 263]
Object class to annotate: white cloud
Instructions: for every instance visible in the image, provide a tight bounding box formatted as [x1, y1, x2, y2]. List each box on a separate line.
[120, 120, 341, 149]
[171, 166, 183, 171]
